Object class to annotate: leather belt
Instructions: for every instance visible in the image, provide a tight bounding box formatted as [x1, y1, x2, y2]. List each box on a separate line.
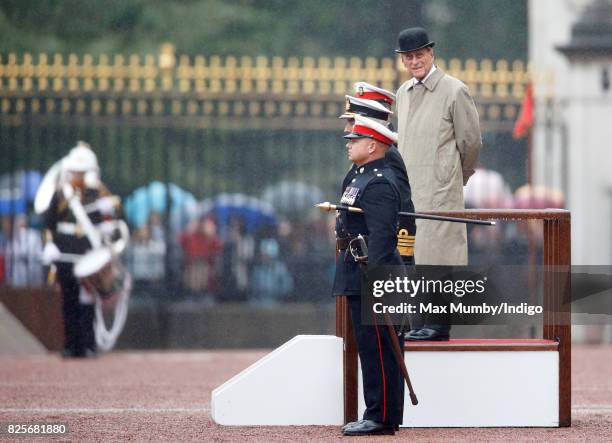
[336, 235, 368, 250]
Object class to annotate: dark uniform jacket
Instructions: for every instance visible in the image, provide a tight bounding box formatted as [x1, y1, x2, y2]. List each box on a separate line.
[342, 147, 416, 238]
[336, 146, 416, 265]
[43, 186, 110, 255]
[333, 158, 403, 296]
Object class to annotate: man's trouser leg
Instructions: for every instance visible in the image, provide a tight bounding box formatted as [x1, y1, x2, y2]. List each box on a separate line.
[57, 263, 81, 354]
[348, 296, 404, 425]
[57, 263, 96, 354]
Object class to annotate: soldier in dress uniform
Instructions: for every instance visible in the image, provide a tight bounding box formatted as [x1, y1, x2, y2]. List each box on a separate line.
[333, 116, 405, 436]
[42, 142, 120, 358]
[339, 91, 416, 266]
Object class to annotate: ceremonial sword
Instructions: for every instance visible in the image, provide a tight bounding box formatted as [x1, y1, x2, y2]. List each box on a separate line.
[315, 202, 496, 226]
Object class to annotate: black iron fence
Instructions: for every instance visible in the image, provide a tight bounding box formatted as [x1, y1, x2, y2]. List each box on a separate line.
[0, 48, 530, 304]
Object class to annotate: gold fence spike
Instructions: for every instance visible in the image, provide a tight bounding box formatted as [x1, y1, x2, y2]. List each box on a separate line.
[235, 101, 245, 116]
[122, 99, 132, 114]
[137, 99, 147, 115]
[2, 51, 530, 120]
[106, 99, 116, 115]
[76, 98, 85, 114]
[449, 58, 462, 74]
[91, 99, 101, 114]
[152, 99, 163, 115]
[365, 57, 377, 69]
[98, 54, 110, 91]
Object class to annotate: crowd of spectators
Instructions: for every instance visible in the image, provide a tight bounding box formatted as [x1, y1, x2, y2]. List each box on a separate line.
[0, 203, 556, 304]
[1, 171, 564, 305]
[0, 215, 44, 287]
[121, 211, 335, 305]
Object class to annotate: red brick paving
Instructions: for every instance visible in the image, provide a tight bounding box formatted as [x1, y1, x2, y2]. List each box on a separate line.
[1, 346, 612, 441]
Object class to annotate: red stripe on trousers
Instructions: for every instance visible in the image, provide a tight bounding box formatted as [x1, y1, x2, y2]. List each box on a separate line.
[374, 323, 387, 423]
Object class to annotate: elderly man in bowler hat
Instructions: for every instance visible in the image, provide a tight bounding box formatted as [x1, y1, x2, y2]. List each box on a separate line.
[395, 27, 482, 341]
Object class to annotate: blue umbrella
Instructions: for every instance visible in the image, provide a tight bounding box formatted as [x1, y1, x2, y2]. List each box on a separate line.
[197, 193, 277, 235]
[262, 180, 324, 216]
[0, 170, 42, 215]
[124, 181, 197, 229]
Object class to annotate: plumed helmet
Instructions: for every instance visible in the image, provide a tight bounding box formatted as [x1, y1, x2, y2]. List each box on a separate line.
[63, 141, 99, 172]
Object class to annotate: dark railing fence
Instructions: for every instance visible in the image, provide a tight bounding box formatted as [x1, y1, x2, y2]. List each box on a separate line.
[0, 48, 530, 303]
[1, 124, 343, 302]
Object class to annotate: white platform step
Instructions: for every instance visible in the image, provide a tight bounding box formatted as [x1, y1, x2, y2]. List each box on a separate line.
[211, 335, 344, 425]
[212, 335, 559, 427]
[359, 349, 559, 427]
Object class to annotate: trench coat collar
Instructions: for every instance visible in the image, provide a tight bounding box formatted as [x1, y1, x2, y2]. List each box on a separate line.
[407, 67, 445, 92]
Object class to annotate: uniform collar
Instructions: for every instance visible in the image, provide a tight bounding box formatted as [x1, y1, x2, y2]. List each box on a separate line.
[354, 158, 386, 175]
[407, 66, 444, 91]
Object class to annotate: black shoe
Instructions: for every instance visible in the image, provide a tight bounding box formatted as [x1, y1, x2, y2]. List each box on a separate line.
[343, 420, 399, 432]
[61, 348, 77, 358]
[341, 419, 364, 432]
[62, 347, 98, 359]
[342, 420, 395, 436]
[405, 327, 450, 341]
[83, 348, 98, 358]
[403, 329, 421, 339]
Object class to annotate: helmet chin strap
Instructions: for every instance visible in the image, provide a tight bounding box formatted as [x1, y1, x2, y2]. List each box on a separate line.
[85, 169, 100, 188]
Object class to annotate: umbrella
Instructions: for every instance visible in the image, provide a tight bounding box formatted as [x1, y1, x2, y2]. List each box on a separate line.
[196, 193, 277, 235]
[262, 180, 324, 216]
[513, 184, 565, 209]
[124, 181, 197, 229]
[0, 170, 42, 215]
[464, 168, 512, 208]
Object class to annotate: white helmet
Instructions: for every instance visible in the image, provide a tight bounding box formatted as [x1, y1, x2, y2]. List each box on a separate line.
[63, 141, 99, 172]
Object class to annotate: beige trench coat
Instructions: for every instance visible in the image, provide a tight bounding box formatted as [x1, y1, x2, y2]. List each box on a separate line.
[396, 68, 482, 265]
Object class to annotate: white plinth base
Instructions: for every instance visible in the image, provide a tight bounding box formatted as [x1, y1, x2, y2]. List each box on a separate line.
[211, 335, 344, 425]
[212, 335, 560, 427]
[358, 351, 559, 427]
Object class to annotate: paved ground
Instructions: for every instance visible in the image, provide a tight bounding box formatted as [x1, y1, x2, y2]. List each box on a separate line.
[1, 346, 612, 442]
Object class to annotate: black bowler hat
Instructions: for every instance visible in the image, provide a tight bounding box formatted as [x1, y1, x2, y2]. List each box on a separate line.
[395, 27, 435, 53]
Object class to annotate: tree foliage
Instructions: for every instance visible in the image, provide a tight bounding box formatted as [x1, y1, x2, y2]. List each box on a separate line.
[0, 0, 527, 61]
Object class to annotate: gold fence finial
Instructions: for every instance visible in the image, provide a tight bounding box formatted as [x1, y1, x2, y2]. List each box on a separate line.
[159, 43, 176, 91]
[0, 50, 528, 130]
[159, 43, 176, 70]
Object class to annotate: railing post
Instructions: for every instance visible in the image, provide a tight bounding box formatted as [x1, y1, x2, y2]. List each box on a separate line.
[543, 217, 572, 427]
[335, 242, 358, 424]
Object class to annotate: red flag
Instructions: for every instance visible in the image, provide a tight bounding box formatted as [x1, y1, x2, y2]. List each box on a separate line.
[513, 83, 533, 139]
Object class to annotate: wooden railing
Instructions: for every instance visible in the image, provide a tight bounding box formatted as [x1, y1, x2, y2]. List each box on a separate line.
[336, 209, 571, 427]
